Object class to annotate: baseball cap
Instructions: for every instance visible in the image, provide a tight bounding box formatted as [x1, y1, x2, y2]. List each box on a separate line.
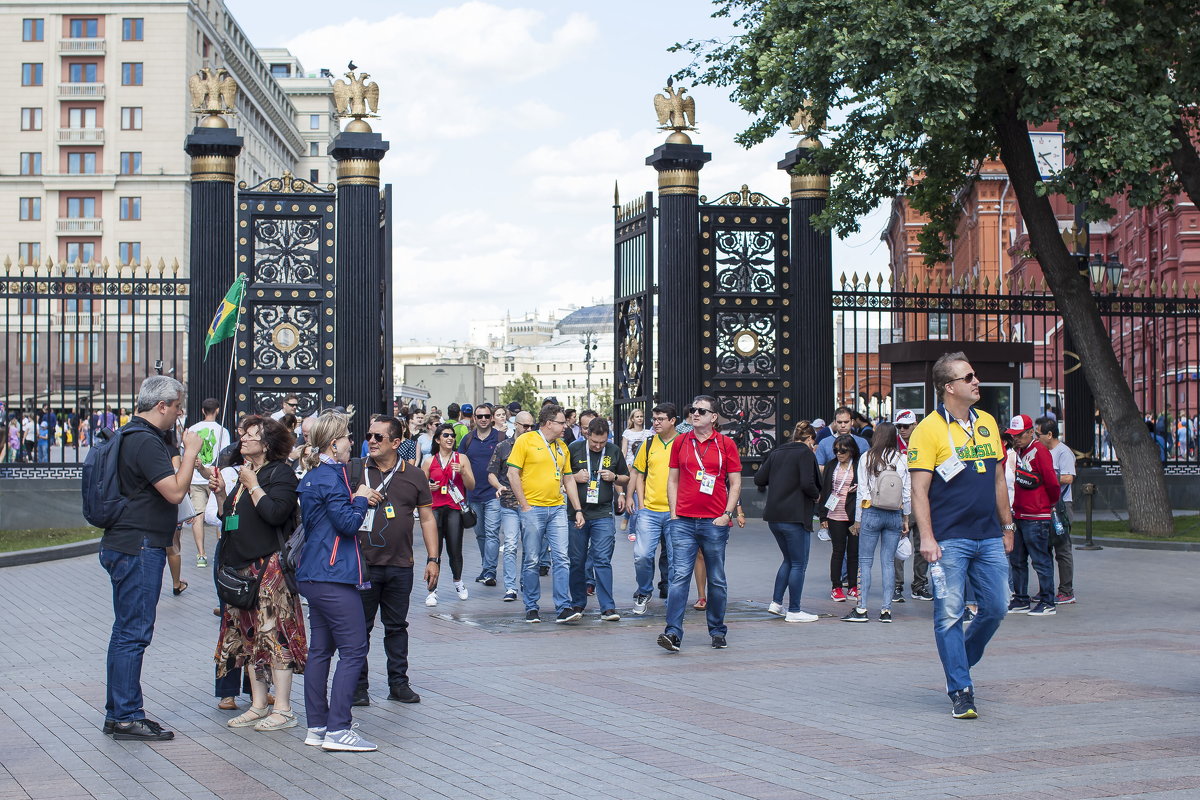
[461, 403, 474, 415]
[507, 401, 521, 414]
[1004, 414, 1034, 436]
[894, 409, 917, 426]
[812, 418, 827, 428]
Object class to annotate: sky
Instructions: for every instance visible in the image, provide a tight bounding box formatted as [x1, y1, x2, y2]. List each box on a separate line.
[225, 0, 890, 344]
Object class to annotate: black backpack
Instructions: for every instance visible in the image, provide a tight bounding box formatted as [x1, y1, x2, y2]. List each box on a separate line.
[81, 426, 156, 529]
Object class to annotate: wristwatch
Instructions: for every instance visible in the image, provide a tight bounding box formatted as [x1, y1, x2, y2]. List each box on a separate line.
[1001, 523, 1016, 532]
[427, 556, 440, 564]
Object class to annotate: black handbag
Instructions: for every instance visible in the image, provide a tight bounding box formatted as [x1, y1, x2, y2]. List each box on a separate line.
[459, 501, 477, 529]
[215, 557, 264, 610]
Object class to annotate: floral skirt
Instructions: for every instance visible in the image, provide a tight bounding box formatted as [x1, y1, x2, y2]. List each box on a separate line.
[215, 553, 307, 680]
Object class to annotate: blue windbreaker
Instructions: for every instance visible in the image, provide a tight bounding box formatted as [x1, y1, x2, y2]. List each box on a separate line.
[296, 461, 369, 585]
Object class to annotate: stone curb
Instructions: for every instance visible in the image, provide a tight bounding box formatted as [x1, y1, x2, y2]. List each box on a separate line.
[0, 537, 101, 568]
[1086, 536, 1200, 552]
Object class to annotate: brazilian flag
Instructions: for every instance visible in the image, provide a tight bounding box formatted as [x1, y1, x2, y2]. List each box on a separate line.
[204, 276, 246, 358]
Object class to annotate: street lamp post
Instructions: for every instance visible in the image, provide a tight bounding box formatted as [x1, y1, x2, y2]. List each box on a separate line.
[581, 330, 598, 410]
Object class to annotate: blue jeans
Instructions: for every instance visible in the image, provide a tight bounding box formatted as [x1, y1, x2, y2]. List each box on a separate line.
[569, 516, 615, 611]
[664, 518, 729, 641]
[300, 580, 368, 733]
[469, 498, 501, 577]
[1010, 519, 1056, 606]
[520, 505, 570, 613]
[857, 508, 904, 611]
[932, 537, 1009, 693]
[499, 507, 522, 592]
[99, 539, 166, 722]
[767, 521, 810, 612]
[633, 509, 672, 597]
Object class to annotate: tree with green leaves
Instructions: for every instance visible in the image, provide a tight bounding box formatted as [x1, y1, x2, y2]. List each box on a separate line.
[678, 0, 1200, 535]
[499, 373, 539, 411]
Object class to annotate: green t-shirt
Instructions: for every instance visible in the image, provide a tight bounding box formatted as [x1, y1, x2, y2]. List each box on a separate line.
[567, 440, 628, 520]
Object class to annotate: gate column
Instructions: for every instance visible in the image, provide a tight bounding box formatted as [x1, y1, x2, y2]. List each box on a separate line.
[779, 135, 833, 418]
[184, 115, 242, 424]
[330, 123, 390, 440]
[647, 131, 710, 409]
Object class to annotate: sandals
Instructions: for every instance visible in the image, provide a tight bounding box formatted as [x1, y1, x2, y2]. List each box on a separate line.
[227, 706, 270, 728]
[253, 710, 297, 732]
[694, 597, 708, 610]
[217, 697, 238, 711]
[173, 581, 188, 596]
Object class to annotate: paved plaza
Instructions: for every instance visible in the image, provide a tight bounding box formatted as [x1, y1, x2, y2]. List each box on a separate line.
[1, 522, 1197, 800]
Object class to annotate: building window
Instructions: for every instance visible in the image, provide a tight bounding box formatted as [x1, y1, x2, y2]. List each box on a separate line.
[271, 64, 290, 78]
[118, 298, 143, 314]
[62, 333, 100, 365]
[66, 197, 96, 218]
[309, 114, 320, 130]
[19, 152, 41, 175]
[119, 242, 141, 266]
[66, 242, 95, 263]
[22, 19, 44, 41]
[21, 63, 43, 86]
[119, 197, 140, 220]
[68, 63, 98, 83]
[121, 107, 143, 130]
[19, 197, 41, 220]
[68, 107, 98, 128]
[20, 107, 42, 130]
[67, 152, 98, 174]
[119, 332, 140, 364]
[122, 63, 144, 86]
[122, 18, 143, 41]
[309, 169, 319, 183]
[19, 333, 37, 365]
[18, 243, 41, 265]
[120, 152, 142, 174]
[69, 18, 99, 38]
[309, 142, 320, 157]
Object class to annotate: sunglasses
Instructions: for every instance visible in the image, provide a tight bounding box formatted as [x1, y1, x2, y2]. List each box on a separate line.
[366, 432, 388, 442]
[438, 432, 455, 439]
[834, 448, 850, 454]
[896, 424, 913, 429]
[686, 407, 715, 416]
[474, 413, 492, 419]
[284, 402, 298, 408]
[949, 372, 977, 384]
[518, 423, 533, 430]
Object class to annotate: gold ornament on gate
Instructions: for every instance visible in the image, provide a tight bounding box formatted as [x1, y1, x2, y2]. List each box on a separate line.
[653, 77, 697, 143]
[189, 67, 238, 126]
[333, 61, 381, 133]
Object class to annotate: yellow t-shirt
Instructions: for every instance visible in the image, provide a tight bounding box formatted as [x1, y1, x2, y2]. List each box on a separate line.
[632, 433, 677, 513]
[507, 430, 568, 507]
[908, 405, 1003, 541]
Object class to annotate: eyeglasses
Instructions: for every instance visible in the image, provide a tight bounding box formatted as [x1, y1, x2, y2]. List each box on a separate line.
[949, 372, 977, 384]
[241, 435, 262, 442]
[550, 418, 566, 425]
[686, 407, 715, 417]
[366, 432, 388, 442]
[651, 416, 671, 423]
[474, 413, 492, 419]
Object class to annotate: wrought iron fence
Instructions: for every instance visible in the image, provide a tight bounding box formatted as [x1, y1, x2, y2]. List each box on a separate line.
[1, 257, 188, 470]
[833, 272, 1200, 468]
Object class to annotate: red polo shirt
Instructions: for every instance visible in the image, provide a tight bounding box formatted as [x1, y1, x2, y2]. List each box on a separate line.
[668, 430, 741, 518]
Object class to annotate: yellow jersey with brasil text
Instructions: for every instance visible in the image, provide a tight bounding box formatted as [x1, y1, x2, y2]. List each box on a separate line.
[907, 404, 1003, 541]
[632, 433, 677, 513]
[506, 430, 569, 507]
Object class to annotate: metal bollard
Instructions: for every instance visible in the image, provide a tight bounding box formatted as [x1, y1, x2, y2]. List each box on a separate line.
[1075, 482, 1103, 551]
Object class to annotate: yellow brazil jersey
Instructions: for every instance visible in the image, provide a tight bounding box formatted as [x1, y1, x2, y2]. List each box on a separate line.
[632, 433, 677, 513]
[506, 430, 568, 507]
[907, 405, 1003, 541]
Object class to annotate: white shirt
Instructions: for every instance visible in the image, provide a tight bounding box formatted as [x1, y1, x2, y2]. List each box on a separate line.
[187, 420, 230, 484]
[853, 450, 911, 520]
[1048, 441, 1076, 503]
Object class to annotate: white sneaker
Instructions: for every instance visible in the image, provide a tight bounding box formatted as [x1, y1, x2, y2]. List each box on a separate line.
[767, 602, 785, 617]
[304, 726, 326, 746]
[632, 595, 649, 615]
[786, 610, 819, 623]
[454, 581, 468, 600]
[817, 529, 831, 542]
[322, 723, 377, 752]
[424, 591, 438, 607]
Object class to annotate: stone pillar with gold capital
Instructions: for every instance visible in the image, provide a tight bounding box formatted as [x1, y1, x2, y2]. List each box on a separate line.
[329, 123, 390, 440]
[779, 133, 833, 418]
[184, 114, 243, 424]
[646, 130, 711, 409]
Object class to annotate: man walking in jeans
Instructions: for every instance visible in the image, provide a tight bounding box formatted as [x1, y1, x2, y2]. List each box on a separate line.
[909, 352, 1014, 719]
[99, 375, 203, 740]
[458, 403, 502, 586]
[488, 411, 535, 602]
[1004, 414, 1061, 617]
[657, 394, 741, 652]
[567, 417, 629, 620]
[629, 402, 679, 615]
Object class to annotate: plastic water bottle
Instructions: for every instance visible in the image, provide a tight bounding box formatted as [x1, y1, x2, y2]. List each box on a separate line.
[1053, 513, 1065, 539]
[929, 561, 948, 600]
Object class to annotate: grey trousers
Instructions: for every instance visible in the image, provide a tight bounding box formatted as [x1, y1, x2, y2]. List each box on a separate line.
[894, 521, 928, 594]
[1053, 501, 1074, 595]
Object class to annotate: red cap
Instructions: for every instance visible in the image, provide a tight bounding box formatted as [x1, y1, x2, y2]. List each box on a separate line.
[1004, 414, 1034, 436]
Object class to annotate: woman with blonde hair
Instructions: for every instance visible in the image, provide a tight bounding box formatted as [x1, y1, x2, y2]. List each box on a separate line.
[295, 412, 382, 752]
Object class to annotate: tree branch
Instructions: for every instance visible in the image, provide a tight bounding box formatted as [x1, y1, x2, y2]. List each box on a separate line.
[1168, 117, 1200, 209]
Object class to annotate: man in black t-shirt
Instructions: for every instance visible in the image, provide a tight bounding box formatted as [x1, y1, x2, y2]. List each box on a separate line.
[99, 375, 202, 742]
[354, 417, 439, 705]
[567, 418, 629, 620]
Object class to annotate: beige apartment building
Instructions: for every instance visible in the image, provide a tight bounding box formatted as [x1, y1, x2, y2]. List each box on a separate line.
[0, 0, 334, 418]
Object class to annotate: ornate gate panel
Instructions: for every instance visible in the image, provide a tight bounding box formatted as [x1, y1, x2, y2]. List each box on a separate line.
[235, 173, 337, 418]
[614, 190, 655, 429]
[698, 187, 793, 471]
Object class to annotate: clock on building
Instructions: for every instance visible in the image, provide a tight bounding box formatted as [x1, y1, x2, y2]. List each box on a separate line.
[1028, 131, 1065, 180]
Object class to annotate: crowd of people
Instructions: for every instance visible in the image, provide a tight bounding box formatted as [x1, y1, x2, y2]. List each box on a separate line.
[93, 352, 1087, 753]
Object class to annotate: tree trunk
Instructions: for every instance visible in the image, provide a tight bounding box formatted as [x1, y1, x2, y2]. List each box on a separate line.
[1168, 118, 1200, 209]
[993, 106, 1175, 536]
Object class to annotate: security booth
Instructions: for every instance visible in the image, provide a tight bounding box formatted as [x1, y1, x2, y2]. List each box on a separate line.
[879, 340, 1034, 422]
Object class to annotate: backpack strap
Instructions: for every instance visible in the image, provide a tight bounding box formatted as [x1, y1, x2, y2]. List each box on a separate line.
[348, 457, 365, 491]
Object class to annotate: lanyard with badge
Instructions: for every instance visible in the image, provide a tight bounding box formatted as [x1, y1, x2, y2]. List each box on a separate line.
[936, 408, 984, 482]
[585, 446, 602, 504]
[824, 462, 853, 511]
[540, 431, 564, 483]
[224, 476, 247, 532]
[359, 460, 401, 536]
[437, 453, 467, 505]
[691, 434, 722, 495]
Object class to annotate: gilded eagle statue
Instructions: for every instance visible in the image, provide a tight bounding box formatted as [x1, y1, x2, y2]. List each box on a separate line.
[653, 77, 696, 131]
[332, 69, 380, 118]
[789, 98, 823, 137]
[188, 67, 238, 115]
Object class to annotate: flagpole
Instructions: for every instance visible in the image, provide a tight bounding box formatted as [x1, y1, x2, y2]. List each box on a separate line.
[218, 275, 247, 436]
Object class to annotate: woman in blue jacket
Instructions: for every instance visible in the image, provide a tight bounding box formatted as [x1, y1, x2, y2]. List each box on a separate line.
[296, 412, 381, 752]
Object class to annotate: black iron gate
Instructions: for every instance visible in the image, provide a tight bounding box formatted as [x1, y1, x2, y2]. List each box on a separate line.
[614, 191, 655, 429]
[698, 188, 794, 469]
[234, 174, 337, 419]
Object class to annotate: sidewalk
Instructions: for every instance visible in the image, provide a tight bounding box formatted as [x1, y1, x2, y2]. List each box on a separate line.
[1, 521, 1197, 800]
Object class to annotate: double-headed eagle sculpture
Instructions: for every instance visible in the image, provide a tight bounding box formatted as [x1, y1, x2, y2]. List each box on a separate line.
[188, 67, 238, 115]
[653, 77, 696, 132]
[333, 63, 380, 119]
